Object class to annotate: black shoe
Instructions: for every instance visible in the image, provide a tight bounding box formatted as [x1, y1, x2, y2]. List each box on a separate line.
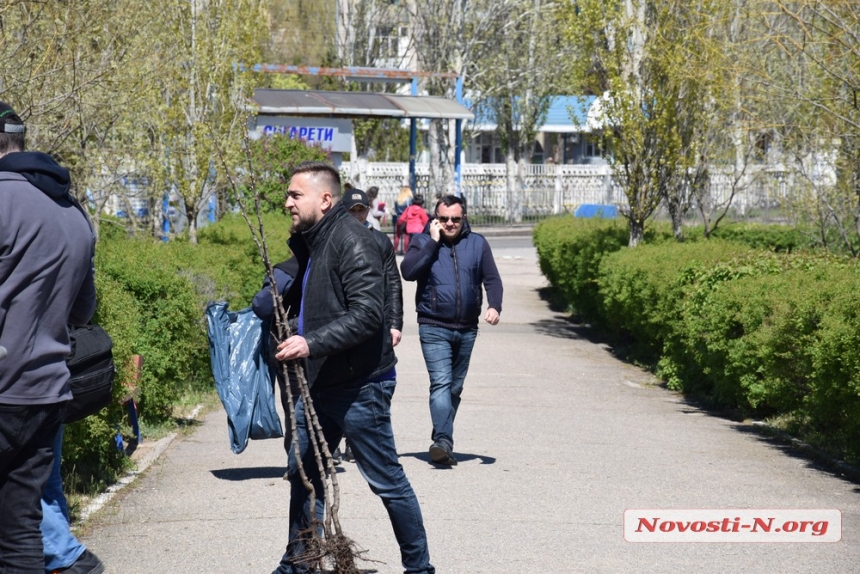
[343, 443, 355, 463]
[52, 549, 105, 574]
[429, 442, 457, 466]
[332, 447, 343, 466]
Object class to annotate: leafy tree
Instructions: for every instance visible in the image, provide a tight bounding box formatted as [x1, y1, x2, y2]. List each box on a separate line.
[471, 0, 569, 222]
[263, 0, 337, 69]
[137, 0, 267, 244]
[330, 1, 416, 163]
[766, 1, 860, 255]
[560, 0, 676, 246]
[558, 0, 767, 245]
[407, 0, 520, 195]
[247, 135, 331, 213]
[0, 1, 156, 232]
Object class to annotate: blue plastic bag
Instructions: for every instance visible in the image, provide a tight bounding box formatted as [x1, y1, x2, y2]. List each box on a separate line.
[206, 302, 283, 454]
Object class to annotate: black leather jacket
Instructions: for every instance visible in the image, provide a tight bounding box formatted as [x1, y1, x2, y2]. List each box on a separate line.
[284, 202, 396, 389]
[369, 227, 404, 332]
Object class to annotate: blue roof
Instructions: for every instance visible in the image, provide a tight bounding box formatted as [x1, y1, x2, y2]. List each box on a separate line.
[544, 96, 595, 128]
[467, 95, 595, 132]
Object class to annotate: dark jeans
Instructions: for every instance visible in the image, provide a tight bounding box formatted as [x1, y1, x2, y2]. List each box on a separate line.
[0, 402, 64, 573]
[418, 324, 478, 450]
[275, 380, 434, 574]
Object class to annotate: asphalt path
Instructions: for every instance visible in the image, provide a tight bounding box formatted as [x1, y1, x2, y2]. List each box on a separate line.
[78, 235, 860, 573]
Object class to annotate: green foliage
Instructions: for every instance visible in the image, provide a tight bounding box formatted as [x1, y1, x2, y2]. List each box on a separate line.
[96, 239, 204, 422]
[62, 274, 140, 491]
[63, 212, 290, 491]
[95, 213, 289, 423]
[353, 118, 413, 162]
[247, 136, 331, 213]
[196, 212, 293, 304]
[533, 215, 667, 321]
[705, 224, 812, 253]
[598, 239, 752, 361]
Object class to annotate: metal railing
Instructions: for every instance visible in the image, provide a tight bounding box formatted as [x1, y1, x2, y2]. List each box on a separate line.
[341, 161, 799, 226]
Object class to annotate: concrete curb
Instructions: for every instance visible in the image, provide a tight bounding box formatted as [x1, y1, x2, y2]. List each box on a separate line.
[78, 404, 204, 523]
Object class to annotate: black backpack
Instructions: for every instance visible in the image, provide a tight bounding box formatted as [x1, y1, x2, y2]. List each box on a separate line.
[64, 324, 116, 424]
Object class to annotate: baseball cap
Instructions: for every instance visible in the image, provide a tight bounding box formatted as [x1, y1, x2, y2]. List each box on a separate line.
[342, 189, 369, 211]
[0, 101, 25, 134]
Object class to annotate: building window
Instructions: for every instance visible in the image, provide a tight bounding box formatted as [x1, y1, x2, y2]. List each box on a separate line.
[584, 135, 601, 158]
[481, 145, 491, 163]
[531, 141, 544, 164]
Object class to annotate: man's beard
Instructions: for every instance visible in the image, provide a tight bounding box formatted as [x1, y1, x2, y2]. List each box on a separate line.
[290, 214, 315, 234]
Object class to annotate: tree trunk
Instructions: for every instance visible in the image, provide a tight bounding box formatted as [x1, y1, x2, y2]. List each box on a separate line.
[506, 147, 517, 223]
[629, 218, 645, 247]
[667, 195, 684, 241]
[186, 204, 199, 244]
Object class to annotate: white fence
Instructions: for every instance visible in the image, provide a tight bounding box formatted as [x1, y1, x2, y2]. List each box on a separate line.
[341, 162, 795, 224]
[103, 161, 800, 231]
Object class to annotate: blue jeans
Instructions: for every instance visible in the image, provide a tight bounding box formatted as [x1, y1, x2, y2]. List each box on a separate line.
[41, 426, 86, 572]
[276, 380, 434, 574]
[418, 324, 478, 450]
[0, 402, 63, 573]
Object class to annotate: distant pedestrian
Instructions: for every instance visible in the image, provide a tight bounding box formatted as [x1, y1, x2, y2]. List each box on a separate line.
[400, 194, 503, 466]
[366, 185, 386, 231]
[273, 161, 433, 574]
[342, 187, 406, 464]
[393, 185, 414, 255]
[396, 194, 429, 253]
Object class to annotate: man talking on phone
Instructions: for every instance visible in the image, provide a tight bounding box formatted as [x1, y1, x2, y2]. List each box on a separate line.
[400, 194, 503, 467]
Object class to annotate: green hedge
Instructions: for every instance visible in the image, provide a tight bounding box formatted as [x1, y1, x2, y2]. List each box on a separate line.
[597, 239, 755, 362]
[64, 212, 292, 492]
[700, 223, 812, 252]
[533, 216, 629, 322]
[535, 216, 860, 463]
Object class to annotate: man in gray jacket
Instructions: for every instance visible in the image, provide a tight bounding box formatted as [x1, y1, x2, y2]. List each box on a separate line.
[0, 102, 96, 572]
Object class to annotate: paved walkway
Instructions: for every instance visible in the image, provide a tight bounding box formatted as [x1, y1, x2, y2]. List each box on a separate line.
[79, 238, 860, 573]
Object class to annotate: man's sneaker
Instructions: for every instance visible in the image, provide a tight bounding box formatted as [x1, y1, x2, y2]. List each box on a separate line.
[51, 549, 105, 574]
[332, 447, 343, 466]
[429, 442, 457, 466]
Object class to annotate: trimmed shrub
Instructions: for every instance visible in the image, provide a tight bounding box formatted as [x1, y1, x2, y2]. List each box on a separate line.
[662, 251, 840, 402]
[597, 239, 753, 362]
[703, 223, 811, 252]
[63, 274, 139, 489]
[533, 216, 629, 321]
[96, 239, 204, 422]
[808, 268, 860, 461]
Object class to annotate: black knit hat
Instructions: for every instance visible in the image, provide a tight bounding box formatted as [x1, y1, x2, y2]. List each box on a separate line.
[0, 101, 25, 134]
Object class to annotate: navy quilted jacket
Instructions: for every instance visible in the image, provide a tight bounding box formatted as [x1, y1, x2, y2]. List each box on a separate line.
[400, 220, 502, 328]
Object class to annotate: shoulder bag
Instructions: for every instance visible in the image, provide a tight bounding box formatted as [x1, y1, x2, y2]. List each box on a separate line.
[64, 324, 116, 423]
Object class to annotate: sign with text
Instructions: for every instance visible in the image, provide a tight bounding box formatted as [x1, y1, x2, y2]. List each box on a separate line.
[249, 117, 352, 153]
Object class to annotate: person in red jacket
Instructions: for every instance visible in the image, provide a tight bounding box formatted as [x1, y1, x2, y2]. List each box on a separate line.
[396, 194, 429, 252]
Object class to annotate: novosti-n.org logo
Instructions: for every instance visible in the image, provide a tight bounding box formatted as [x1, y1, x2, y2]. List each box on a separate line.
[624, 509, 841, 542]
